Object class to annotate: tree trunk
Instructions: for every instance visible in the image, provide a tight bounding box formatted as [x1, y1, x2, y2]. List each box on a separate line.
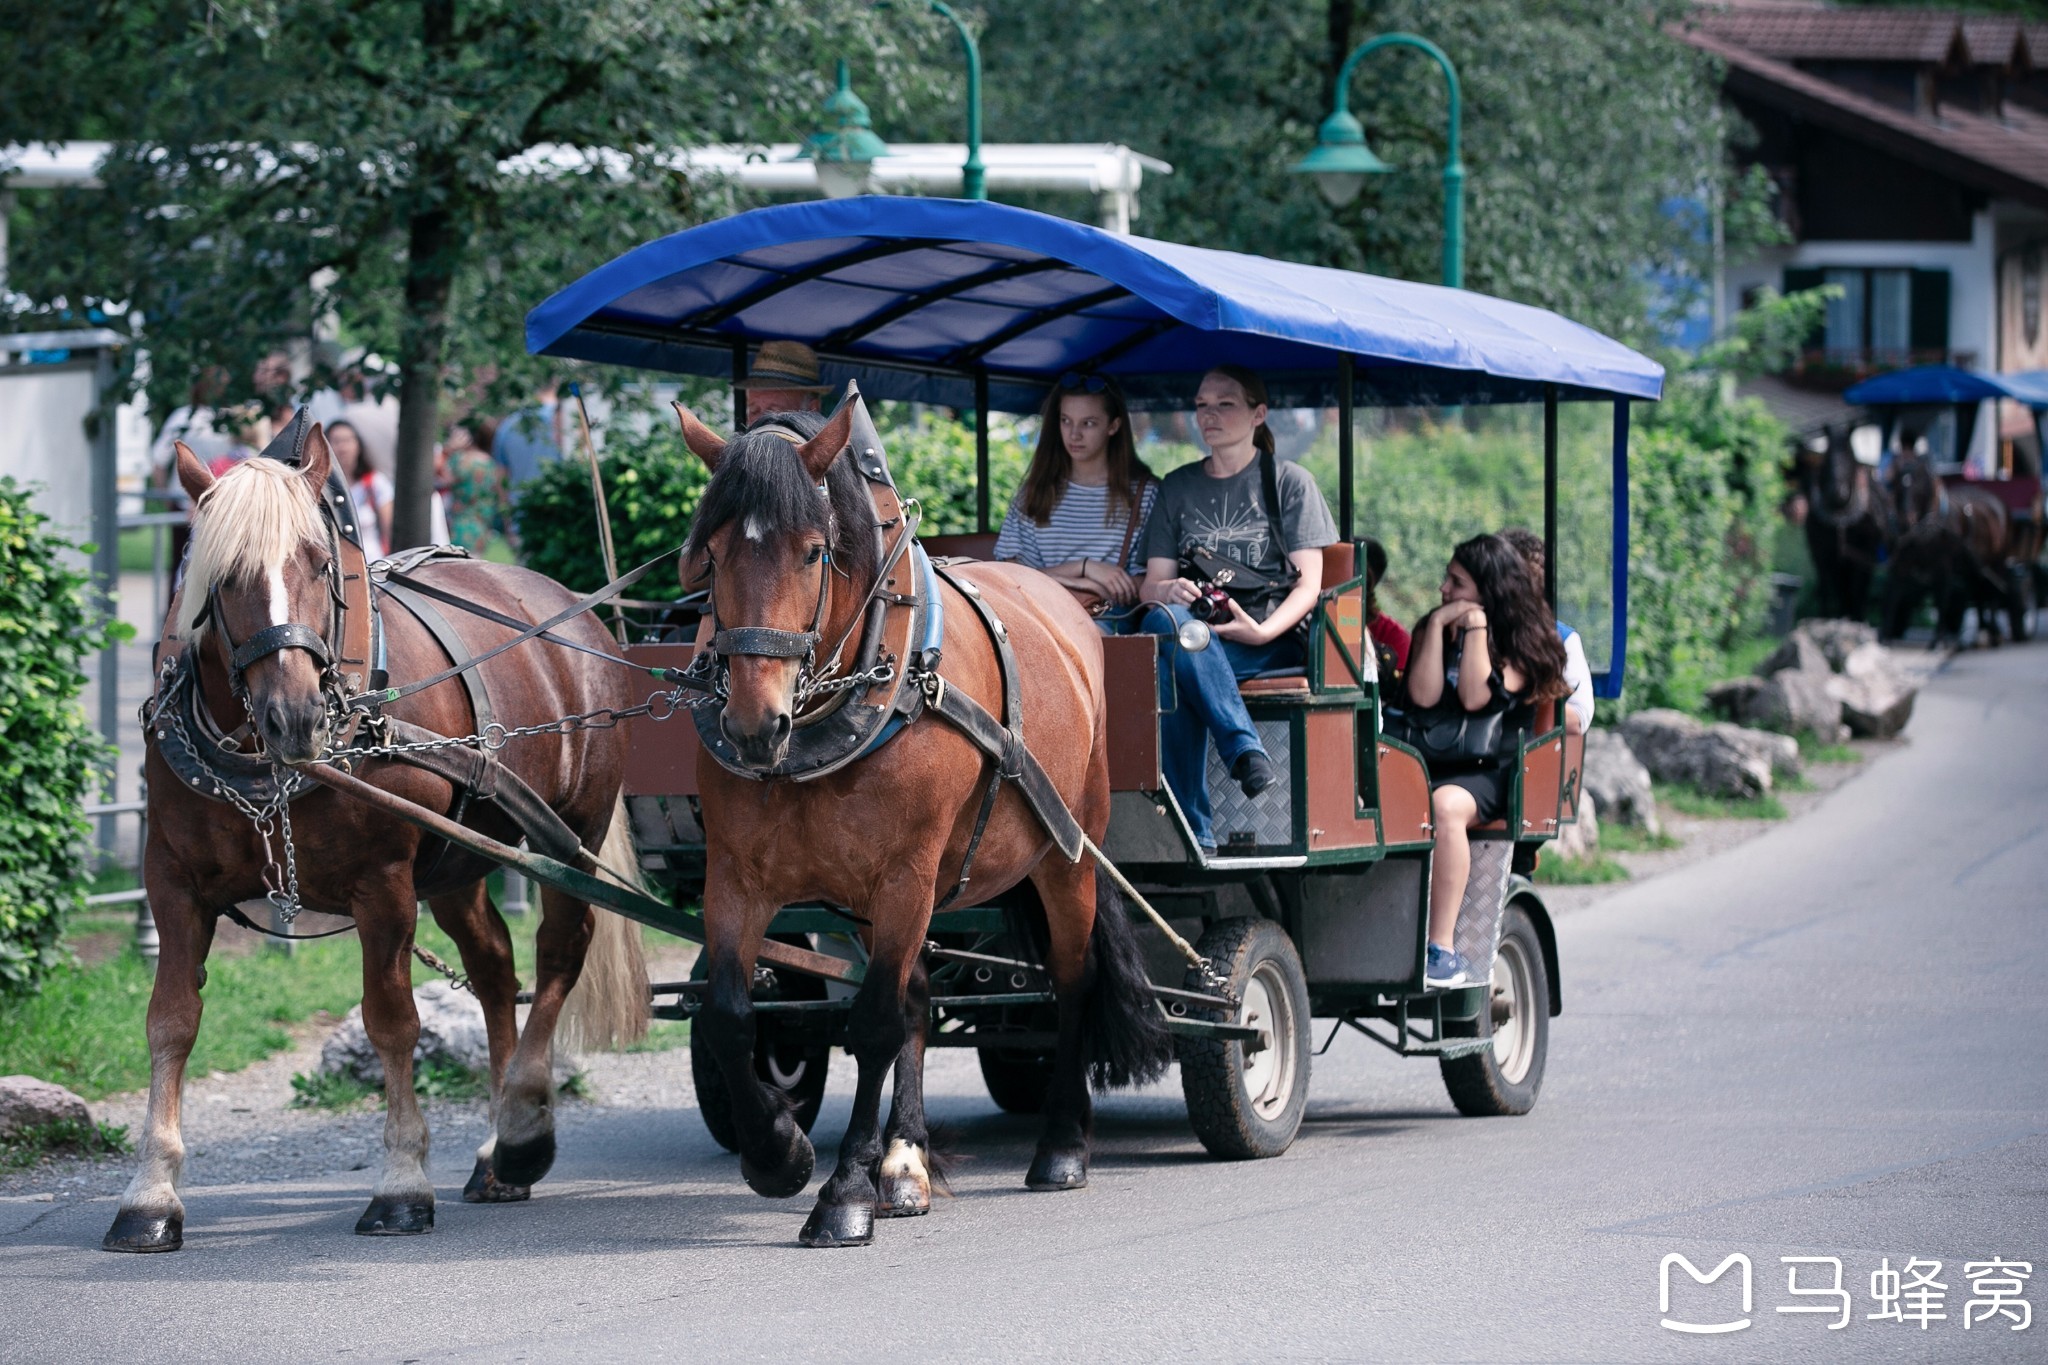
[390, 203, 456, 551]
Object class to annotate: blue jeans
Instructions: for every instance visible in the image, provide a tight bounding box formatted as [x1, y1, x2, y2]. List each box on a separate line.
[1141, 604, 1302, 850]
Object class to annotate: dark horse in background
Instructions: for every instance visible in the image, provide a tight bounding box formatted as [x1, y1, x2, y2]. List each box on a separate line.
[1881, 446, 2030, 646]
[671, 399, 1169, 1248]
[1798, 425, 1888, 622]
[106, 429, 647, 1252]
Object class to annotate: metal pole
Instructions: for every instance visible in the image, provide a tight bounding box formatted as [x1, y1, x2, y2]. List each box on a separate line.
[1543, 384, 1559, 612]
[1337, 355, 1356, 541]
[973, 370, 991, 533]
[90, 344, 121, 858]
[931, 2, 985, 200]
[731, 338, 749, 429]
[1332, 33, 1464, 289]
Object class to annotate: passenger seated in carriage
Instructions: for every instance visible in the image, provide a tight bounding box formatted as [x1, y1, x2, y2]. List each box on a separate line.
[1404, 534, 1567, 988]
[1501, 527, 1593, 735]
[993, 372, 1157, 630]
[1363, 537, 1411, 686]
[1135, 365, 1338, 855]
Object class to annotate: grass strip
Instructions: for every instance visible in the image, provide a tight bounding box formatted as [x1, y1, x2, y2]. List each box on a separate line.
[1655, 781, 1787, 821]
[1534, 852, 1631, 885]
[1, 1118, 132, 1171]
[1598, 824, 1682, 854]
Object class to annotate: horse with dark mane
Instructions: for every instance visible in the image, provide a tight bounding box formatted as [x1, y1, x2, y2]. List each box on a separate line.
[105, 428, 647, 1252]
[1882, 446, 2027, 646]
[671, 398, 1170, 1248]
[1798, 425, 1886, 622]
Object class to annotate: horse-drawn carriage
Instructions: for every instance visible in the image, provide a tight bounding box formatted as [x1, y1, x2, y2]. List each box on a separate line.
[521, 197, 1656, 1162]
[110, 197, 1657, 1253]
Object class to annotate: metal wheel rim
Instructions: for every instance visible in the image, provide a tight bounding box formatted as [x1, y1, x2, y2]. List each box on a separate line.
[1238, 960, 1298, 1120]
[763, 1042, 810, 1090]
[1489, 936, 1535, 1085]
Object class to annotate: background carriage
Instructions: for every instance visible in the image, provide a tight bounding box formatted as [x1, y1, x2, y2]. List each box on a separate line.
[516, 197, 1660, 1156]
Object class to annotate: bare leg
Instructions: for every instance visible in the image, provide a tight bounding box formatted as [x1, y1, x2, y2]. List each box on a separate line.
[355, 867, 435, 1235]
[491, 884, 592, 1187]
[429, 882, 528, 1204]
[103, 852, 214, 1252]
[1428, 785, 1480, 947]
[877, 957, 933, 1218]
[800, 874, 933, 1248]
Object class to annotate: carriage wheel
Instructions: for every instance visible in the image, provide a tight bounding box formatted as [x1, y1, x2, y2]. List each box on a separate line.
[1178, 917, 1310, 1160]
[978, 1047, 1056, 1114]
[688, 942, 832, 1153]
[1439, 901, 1550, 1116]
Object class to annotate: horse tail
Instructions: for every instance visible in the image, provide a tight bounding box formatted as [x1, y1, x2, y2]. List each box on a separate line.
[559, 795, 650, 1052]
[1084, 872, 1173, 1090]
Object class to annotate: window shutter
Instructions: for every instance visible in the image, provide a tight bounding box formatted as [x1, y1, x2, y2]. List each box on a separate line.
[1910, 269, 1950, 355]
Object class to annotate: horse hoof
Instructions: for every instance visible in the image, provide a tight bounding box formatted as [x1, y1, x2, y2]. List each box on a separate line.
[491, 1132, 556, 1188]
[463, 1157, 531, 1204]
[798, 1200, 874, 1248]
[1025, 1147, 1089, 1192]
[354, 1198, 434, 1235]
[740, 1131, 815, 1199]
[102, 1208, 183, 1253]
[876, 1173, 930, 1218]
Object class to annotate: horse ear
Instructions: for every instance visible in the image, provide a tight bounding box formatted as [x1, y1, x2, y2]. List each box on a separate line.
[672, 402, 728, 468]
[793, 401, 854, 483]
[174, 441, 215, 503]
[300, 423, 334, 493]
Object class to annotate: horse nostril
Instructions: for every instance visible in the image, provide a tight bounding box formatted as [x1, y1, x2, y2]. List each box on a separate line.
[771, 713, 791, 744]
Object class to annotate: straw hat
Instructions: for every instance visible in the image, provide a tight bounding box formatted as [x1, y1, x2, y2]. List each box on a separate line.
[733, 340, 833, 392]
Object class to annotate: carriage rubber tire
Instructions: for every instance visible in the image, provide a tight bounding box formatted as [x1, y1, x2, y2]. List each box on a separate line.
[1439, 901, 1550, 1117]
[688, 943, 831, 1153]
[1177, 916, 1311, 1160]
[978, 1048, 1056, 1114]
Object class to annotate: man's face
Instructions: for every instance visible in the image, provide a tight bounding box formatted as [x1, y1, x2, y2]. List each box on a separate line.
[746, 388, 821, 425]
[254, 351, 292, 396]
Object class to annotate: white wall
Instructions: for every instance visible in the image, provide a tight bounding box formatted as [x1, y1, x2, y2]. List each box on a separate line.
[0, 362, 99, 558]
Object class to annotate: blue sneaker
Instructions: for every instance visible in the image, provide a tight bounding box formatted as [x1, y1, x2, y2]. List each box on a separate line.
[1425, 943, 1472, 990]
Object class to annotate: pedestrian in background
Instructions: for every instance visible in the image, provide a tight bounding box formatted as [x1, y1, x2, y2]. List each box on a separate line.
[439, 419, 509, 553]
[492, 377, 565, 505]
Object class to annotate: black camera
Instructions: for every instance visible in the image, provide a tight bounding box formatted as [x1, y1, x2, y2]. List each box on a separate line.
[1185, 566, 1235, 624]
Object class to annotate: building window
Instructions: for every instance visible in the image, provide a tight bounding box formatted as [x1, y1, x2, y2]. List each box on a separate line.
[1786, 266, 1949, 372]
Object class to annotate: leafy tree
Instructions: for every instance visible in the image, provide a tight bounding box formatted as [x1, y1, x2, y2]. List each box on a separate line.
[1, 0, 956, 547]
[978, 0, 1771, 342]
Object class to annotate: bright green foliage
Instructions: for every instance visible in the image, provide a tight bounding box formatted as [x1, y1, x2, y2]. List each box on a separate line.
[887, 416, 1028, 537]
[512, 421, 711, 594]
[1654, 782, 1787, 822]
[0, 1117, 131, 1171]
[0, 481, 121, 996]
[289, 1069, 376, 1110]
[1534, 852, 1630, 886]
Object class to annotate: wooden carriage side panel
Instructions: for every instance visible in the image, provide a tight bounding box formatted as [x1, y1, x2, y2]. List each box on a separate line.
[1376, 741, 1433, 846]
[1103, 634, 1160, 791]
[919, 533, 1000, 560]
[1559, 728, 1587, 823]
[1304, 708, 1379, 850]
[1516, 700, 1565, 837]
[622, 644, 701, 797]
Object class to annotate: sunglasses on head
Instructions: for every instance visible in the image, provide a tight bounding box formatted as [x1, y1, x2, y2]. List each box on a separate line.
[1058, 371, 1108, 394]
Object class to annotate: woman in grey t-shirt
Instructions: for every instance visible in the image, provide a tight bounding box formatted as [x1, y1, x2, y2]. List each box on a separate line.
[1136, 365, 1338, 854]
[994, 373, 1156, 624]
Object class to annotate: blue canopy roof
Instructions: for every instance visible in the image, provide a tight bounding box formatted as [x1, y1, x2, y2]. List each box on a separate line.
[1845, 364, 2048, 409]
[527, 197, 1664, 413]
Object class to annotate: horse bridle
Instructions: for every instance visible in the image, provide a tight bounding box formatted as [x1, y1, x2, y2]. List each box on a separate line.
[202, 505, 351, 719]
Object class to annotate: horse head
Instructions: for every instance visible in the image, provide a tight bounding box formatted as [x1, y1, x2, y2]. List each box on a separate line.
[173, 429, 340, 765]
[1886, 446, 1941, 539]
[674, 399, 876, 771]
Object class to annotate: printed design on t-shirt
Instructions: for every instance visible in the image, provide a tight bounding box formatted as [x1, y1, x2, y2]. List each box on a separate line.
[1182, 492, 1271, 567]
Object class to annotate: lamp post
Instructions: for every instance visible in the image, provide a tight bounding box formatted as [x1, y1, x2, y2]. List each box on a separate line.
[1292, 32, 1464, 290]
[801, 59, 889, 198]
[928, 2, 986, 200]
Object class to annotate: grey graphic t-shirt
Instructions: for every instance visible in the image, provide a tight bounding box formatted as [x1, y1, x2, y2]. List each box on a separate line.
[1142, 454, 1339, 620]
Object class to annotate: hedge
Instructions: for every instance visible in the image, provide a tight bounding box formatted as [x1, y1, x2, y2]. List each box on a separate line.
[0, 480, 121, 996]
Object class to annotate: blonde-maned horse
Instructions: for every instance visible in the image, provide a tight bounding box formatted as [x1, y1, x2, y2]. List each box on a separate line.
[106, 428, 646, 1252]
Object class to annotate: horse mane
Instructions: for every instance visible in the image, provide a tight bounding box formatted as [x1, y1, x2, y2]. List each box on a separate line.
[174, 458, 326, 641]
[684, 411, 881, 588]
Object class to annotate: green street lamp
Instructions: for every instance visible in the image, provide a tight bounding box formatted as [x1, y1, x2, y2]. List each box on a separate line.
[928, 1, 986, 200]
[1293, 32, 1465, 290]
[801, 59, 889, 199]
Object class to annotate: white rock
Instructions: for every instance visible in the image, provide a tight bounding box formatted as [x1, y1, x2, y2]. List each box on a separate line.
[1552, 791, 1600, 861]
[319, 981, 572, 1088]
[1582, 728, 1660, 835]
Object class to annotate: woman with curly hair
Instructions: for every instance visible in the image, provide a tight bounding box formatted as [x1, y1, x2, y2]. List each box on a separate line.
[1405, 532, 1567, 988]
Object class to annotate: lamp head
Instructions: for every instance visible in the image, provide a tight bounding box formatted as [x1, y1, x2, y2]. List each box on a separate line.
[799, 59, 889, 198]
[1291, 107, 1391, 208]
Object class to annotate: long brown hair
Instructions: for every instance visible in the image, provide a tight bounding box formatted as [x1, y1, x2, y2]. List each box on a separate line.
[1019, 373, 1149, 526]
[1202, 363, 1276, 457]
[1451, 532, 1568, 702]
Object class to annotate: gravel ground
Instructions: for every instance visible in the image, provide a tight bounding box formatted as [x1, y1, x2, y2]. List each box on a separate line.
[2, 711, 1922, 1204]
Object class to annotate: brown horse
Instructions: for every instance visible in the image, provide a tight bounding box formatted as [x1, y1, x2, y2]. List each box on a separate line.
[672, 401, 1169, 1248]
[1882, 447, 2025, 645]
[1799, 425, 1886, 622]
[105, 429, 647, 1252]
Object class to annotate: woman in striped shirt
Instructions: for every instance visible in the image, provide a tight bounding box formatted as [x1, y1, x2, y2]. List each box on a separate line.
[993, 372, 1157, 628]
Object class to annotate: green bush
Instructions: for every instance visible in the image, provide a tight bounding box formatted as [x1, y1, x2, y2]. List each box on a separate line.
[0, 480, 122, 996]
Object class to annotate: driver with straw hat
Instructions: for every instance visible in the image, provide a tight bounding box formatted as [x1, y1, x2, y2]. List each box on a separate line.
[736, 340, 836, 427]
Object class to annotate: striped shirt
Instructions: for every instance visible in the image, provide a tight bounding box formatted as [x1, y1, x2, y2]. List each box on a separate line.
[993, 480, 1157, 576]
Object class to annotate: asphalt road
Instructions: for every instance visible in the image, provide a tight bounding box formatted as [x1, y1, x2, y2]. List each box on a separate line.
[7, 644, 2045, 1362]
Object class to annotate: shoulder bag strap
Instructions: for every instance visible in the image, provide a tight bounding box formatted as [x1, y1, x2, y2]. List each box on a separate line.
[1110, 477, 1147, 574]
[1257, 449, 1300, 586]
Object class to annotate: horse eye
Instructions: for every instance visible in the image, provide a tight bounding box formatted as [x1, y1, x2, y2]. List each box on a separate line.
[804, 545, 824, 566]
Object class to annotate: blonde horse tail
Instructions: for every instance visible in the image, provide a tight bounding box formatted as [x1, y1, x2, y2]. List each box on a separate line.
[559, 796, 651, 1052]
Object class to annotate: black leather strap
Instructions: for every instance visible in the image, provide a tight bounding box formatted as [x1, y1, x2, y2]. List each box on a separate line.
[379, 580, 494, 737]
[374, 718, 585, 865]
[709, 626, 819, 658]
[229, 622, 333, 676]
